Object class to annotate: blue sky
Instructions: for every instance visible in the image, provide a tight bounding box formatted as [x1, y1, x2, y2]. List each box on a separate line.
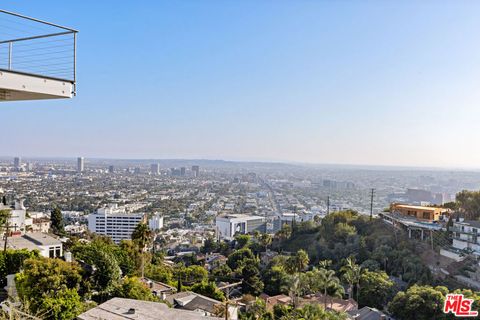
[2, 0, 480, 168]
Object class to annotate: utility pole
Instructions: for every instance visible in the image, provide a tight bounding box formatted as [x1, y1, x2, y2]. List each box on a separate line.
[3, 220, 9, 252]
[326, 196, 330, 215]
[431, 230, 434, 251]
[370, 188, 375, 220]
[292, 207, 297, 235]
[225, 300, 229, 320]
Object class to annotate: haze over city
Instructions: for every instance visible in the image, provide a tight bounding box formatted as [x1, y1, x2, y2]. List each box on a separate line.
[2, 0, 480, 168]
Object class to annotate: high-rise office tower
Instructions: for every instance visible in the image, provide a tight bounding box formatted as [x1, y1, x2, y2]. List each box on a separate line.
[151, 163, 160, 175]
[192, 165, 200, 177]
[108, 165, 115, 173]
[14, 157, 21, 170]
[180, 167, 186, 176]
[77, 157, 84, 173]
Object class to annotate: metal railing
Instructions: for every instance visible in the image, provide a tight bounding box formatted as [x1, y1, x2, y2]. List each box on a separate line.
[0, 9, 77, 86]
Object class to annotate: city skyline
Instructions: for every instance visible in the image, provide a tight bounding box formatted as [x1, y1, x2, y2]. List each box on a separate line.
[2, 1, 480, 168]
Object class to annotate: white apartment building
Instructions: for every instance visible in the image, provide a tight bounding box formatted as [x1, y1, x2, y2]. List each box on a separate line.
[216, 214, 265, 240]
[88, 204, 146, 243]
[88, 204, 161, 243]
[148, 213, 164, 230]
[452, 220, 480, 255]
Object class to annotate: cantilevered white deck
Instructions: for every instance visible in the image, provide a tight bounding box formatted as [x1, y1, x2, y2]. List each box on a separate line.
[0, 69, 73, 100]
[0, 9, 77, 102]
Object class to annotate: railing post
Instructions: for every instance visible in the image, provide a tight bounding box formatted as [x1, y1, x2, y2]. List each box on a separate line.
[8, 41, 12, 70]
[73, 32, 76, 94]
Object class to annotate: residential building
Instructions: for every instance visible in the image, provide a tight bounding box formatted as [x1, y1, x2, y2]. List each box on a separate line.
[78, 298, 222, 320]
[216, 214, 265, 240]
[0, 233, 62, 258]
[451, 220, 480, 255]
[349, 306, 393, 320]
[87, 204, 146, 243]
[77, 157, 84, 173]
[31, 217, 51, 233]
[299, 293, 357, 313]
[140, 277, 176, 300]
[390, 203, 449, 222]
[272, 212, 301, 232]
[166, 291, 238, 320]
[260, 294, 292, 311]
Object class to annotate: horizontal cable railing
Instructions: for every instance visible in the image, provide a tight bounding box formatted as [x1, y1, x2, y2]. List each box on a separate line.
[0, 9, 77, 83]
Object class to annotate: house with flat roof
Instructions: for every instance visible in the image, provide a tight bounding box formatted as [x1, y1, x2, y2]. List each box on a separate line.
[390, 203, 449, 222]
[215, 214, 265, 240]
[451, 219, 480, 256]
[140, 277, 177, 300]
[0, 232, 62, 258]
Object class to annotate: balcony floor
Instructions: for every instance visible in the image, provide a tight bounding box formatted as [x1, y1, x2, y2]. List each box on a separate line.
[0, 69, 74, 101]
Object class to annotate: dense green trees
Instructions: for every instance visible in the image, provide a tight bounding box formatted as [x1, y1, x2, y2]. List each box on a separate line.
[456, 190, 480, 220]
[71, 238, 122, 298]
[388, 285, 448, 320]
[114, 276, 159, 302]
[358, 270, 394, 308]
[50, 207, 65, 235]
[262, 266, 290, 295]
[225, 246, 264, 295]
[272, 303, 348, 320]
[285, 249, 309, 273]
[0, 249, 39, 286]
[38, 288, 85, 320]
[15, 258, 85, 320]
[191, 281, 225, 301]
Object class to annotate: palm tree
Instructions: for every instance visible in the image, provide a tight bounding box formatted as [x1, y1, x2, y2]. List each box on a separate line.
[327, 281, 345, 309]
[259, 233, 272, 253]
[318, 259, 332, 270]
[340, 256, 361, 301]
[317, 268, 341, 309]
[132, 222, 153, 278]
[295, 249, 310, 272]
[285, 250, 309, 273]
[288, 273, 302, 307]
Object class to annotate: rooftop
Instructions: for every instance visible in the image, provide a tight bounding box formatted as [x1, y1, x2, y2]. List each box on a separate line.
[216, 214, 264, 221]
[0, 232, 61, 251]
[77, 298, 222, 320]
[454, 220, 480, 229]
[392, 204, 445, 211]
[349, 306, 393, 320]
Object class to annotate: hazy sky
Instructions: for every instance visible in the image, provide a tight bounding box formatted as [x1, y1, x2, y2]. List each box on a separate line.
[2, 1, 480, 168]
